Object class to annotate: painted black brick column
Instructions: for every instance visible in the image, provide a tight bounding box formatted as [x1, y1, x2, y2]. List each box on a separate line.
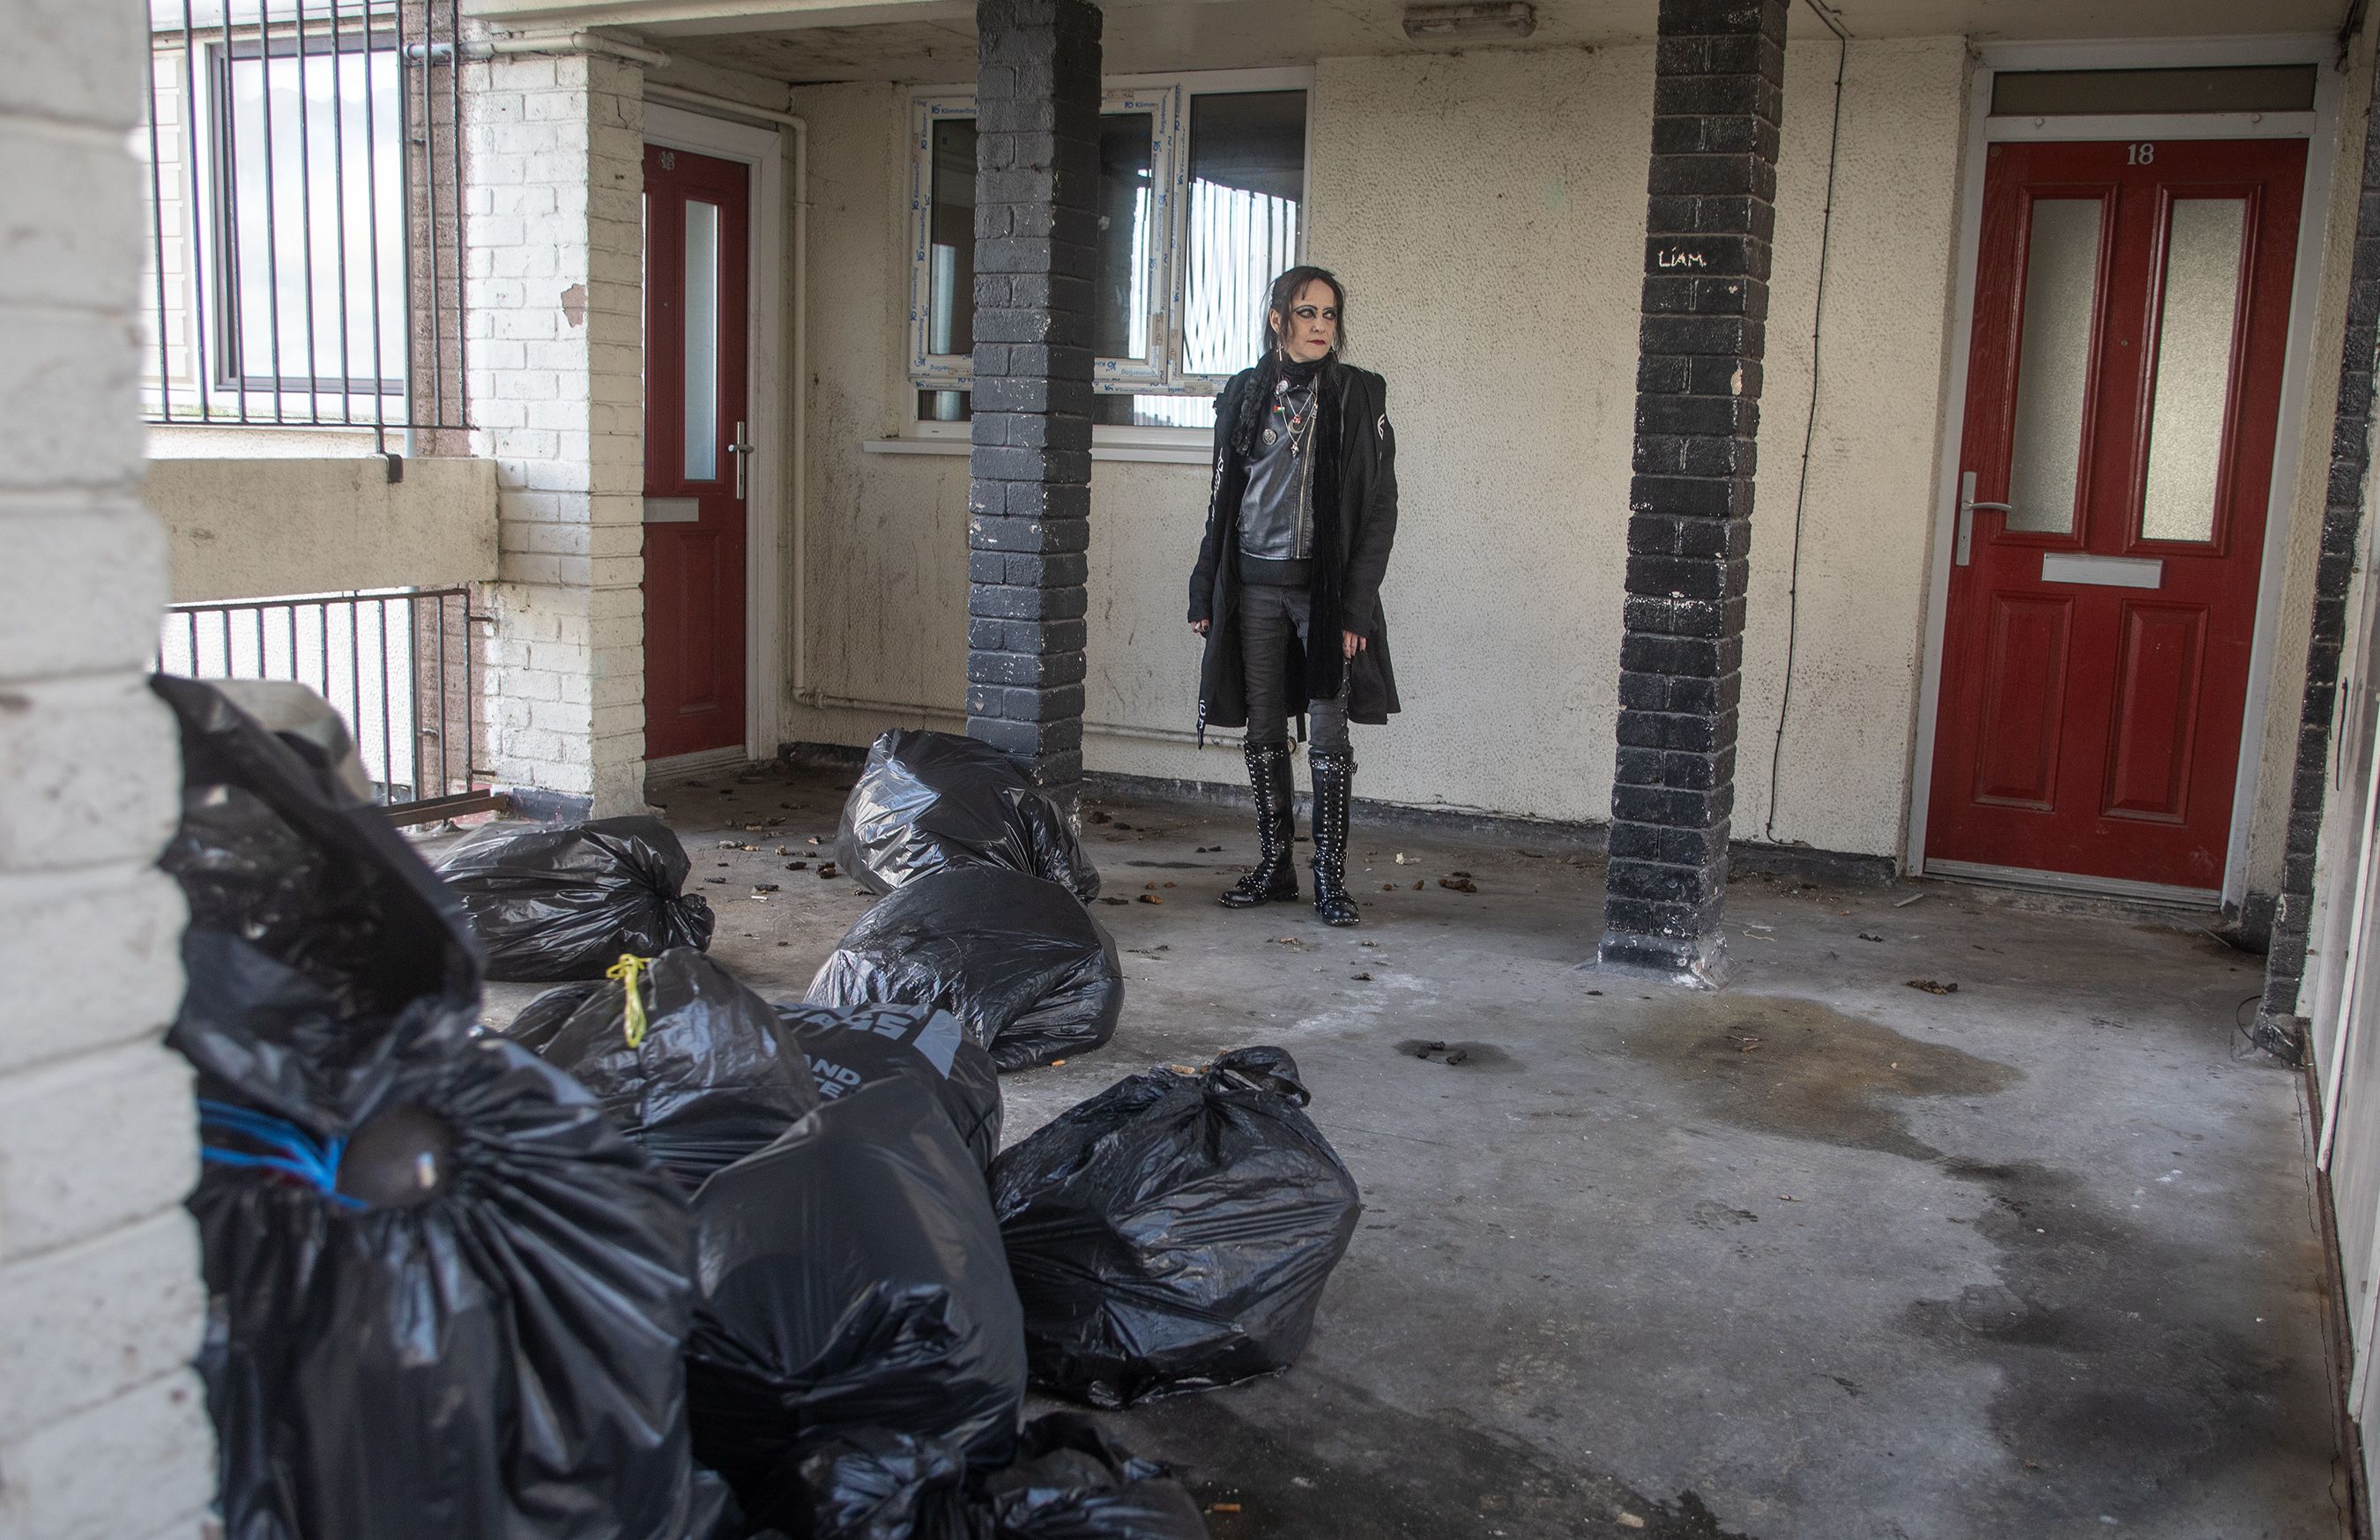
[2259, 60, 2380, 1038]
[1596, 0, 1787, 986]
[964, 0, 1102, 796]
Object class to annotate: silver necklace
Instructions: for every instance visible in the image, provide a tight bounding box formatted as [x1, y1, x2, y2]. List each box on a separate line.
[1264, 375, 1316, 451]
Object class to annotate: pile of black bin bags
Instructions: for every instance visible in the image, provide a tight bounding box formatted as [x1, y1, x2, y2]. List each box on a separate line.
[153, 676, 717, 1540]
[810, 732, 1122, 1071]
[162, 691, 1364, 1540]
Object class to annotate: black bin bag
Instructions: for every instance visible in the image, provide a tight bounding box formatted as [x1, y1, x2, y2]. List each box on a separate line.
[686, 1075, 1028, 1501]
[155, 674, 480, 1019]
[435, 815, 717, 981]
[771, 1000, 1002, 1167]
[157, 679, 708, 1540]
[988, 1046, 1362, 1408]
[837, 728, 1101, 903]
[806, 867, 1123, 1072]
[504, 949, 821, 1188]
[178, 934, 704, 1540]
[501, 979, 603, 1053]
[762, 1413, 1208, 1540]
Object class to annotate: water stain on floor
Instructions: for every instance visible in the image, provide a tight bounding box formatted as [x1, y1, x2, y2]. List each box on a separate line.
[1906, 1158, 2332, 1533]
[1119, 1370, 1753, 1539]
[1623, 995, 2332, 1533]
[1617, 994, 2021, 1160]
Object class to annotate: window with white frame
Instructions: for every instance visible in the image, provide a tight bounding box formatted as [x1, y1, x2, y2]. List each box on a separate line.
[909, 72, 1310, 435]
[140, 0, 466, 433]
[213, 37, 407, 398]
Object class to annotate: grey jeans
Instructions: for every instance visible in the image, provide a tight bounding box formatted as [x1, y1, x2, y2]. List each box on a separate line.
[1238, 583, 1350, 754]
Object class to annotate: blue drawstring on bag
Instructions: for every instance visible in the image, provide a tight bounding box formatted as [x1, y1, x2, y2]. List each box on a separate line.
[197, 1098, 365, 1209]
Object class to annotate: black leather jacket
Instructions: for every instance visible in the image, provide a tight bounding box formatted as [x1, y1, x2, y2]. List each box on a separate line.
[1236, 377, 1318, 566]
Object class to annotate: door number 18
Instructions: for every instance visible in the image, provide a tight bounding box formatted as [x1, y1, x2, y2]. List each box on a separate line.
[2128, 142, 2156, 165]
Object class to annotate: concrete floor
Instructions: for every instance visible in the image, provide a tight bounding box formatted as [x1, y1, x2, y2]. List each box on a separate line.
[470, 760, 2349, 1540]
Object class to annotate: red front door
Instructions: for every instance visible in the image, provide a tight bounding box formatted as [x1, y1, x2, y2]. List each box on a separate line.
[642, 144, 750, 762]
[1925, 137, 2305, 893]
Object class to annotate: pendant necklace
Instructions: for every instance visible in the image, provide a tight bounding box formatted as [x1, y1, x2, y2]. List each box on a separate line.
[1268, 375, 1313, 453]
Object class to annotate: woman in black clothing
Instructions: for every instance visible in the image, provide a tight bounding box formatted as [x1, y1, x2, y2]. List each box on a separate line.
[1187, 265, 1401, 927]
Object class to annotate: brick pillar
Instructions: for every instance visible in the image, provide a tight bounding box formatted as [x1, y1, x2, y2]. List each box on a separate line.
[1596, 0, 1787, 987]
[963, 0, 1101, 797]
[464, 48, 648, 817]
[0, 0, 216, 1532]
[2258, 60, 2380, 1032]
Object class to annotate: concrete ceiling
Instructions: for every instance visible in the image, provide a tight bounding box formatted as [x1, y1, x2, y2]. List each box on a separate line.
[464, 0, 2354, 84]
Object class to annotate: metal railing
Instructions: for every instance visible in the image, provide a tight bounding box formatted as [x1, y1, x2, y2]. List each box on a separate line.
[139, 0, 468, 456]
[160, 588, 495, 822]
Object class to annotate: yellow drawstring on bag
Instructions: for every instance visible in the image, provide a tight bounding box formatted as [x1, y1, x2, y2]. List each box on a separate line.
[605, 953, 653, 1047]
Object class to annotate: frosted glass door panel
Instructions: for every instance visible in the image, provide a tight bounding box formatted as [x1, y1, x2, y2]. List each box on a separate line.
[683, 198, 720, 480]
[2006, 197, 2102, 535]
[2141, 197, 2248, 543]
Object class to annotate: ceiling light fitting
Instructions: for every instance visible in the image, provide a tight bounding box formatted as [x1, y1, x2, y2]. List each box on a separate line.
[1402, 2, 1537, 41]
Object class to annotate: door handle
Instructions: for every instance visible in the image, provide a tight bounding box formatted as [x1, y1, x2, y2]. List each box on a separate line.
[730, 421, 755, 501]
[1957, 471, 2013, 566]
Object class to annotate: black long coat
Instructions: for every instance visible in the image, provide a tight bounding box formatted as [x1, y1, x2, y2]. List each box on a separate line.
[1187, 361, 1402, 740]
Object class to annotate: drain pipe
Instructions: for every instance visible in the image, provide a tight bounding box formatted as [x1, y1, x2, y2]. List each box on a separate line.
[640, 81, 812, 726]
[482, 30, 673, 68]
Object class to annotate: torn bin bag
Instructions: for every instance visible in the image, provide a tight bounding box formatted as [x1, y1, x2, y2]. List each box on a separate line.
[771, 1000, 1002, 1167]
[837, 728, 1101, 903]
[805, 867, 1123, 1072]
[154, 674, 480, 1021]
[685, 1075, 1026, 1501]
[180, 934, 701, 1540]
[508, 949, 821, 1188]
[435, 816, 717, 981]
[988, 1046, 1361, 1408]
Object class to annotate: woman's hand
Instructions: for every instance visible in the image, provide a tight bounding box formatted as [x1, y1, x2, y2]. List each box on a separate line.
[1342, 629, 1366, 661]
[1191, 619, 1210, 636]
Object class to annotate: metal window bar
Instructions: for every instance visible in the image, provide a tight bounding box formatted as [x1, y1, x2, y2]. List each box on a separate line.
[157, 589, 495, 823]
[138, 0, 468, 452]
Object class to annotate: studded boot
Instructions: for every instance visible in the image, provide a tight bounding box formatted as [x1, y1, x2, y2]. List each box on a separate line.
[1309, 749, 1359, 926]
[1219, 741, 1299, 909]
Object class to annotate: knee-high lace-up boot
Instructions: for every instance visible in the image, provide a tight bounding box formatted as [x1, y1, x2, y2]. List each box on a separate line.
[1308, 749, 1359, 926]
[1219, 741, 1299, 909]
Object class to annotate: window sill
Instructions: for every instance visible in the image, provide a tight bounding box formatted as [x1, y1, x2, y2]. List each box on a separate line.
[864, 437, 1209, 466]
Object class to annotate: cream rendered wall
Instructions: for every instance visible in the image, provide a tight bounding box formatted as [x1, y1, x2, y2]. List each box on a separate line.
[784, 41, 1971, 858]
[785, 82, 974, 728]
[1744, 36, 1968, 852]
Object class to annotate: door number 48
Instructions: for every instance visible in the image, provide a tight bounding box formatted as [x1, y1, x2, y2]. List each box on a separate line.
[2127, 142, 2156, 165]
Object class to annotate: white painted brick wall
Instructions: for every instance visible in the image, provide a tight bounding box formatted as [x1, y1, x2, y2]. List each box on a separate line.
[0, 5, 212, 1536]
[465, 48, 650, 815]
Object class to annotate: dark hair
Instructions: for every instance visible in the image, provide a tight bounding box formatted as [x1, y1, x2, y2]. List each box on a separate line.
[1264, 265, 1348, 359]
[1235, 266, 1347, 456]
